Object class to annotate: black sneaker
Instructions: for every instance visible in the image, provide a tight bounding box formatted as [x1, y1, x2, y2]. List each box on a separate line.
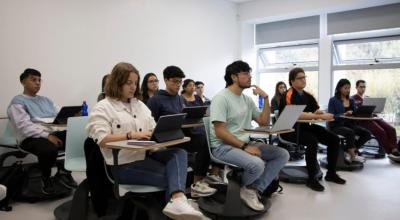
[55, 172, 78, 189]
[306, 179, 325, 192]
[42, 177, 56, 195]
[325, 172, 346, 185]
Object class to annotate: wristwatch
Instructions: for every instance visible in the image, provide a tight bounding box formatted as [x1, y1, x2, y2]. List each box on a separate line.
[240, 142, 248, 150]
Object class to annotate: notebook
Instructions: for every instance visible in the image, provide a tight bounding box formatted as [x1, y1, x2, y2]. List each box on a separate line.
[352, 105, 376, 118]
[37, 106, 81, 124]
[363, 97, 386, 113]
[182, 106, 208, 125]
[244, 105, 306, 133]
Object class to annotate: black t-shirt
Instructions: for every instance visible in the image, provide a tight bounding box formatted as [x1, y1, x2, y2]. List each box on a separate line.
[279, 87, 320, 129]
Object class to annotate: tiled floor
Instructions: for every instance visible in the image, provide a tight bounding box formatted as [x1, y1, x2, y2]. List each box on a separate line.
[1, 157, 399, 220]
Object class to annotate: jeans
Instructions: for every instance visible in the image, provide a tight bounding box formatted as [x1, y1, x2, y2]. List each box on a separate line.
[112, 148, 187, 200]
[212, 142, 289, 193]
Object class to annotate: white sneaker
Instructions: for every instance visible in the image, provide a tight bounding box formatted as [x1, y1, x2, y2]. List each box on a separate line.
[162, 195, 204, 220]
[204, 174, 226, 185]
[352, 155, 366, 163]
[0, 184, 6, 200]
[344, 152, 352, 163]
[240, 187, 264, 211]
[191, 180, 217, 198]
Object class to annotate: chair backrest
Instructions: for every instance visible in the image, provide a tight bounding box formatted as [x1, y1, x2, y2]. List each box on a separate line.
[65, 116, 89, 171]
[203, 117, 238, 168]
[0, 120, 18, 148]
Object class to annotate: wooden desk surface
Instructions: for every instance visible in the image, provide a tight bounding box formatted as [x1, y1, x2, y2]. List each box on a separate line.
[297, 119, 333, 123]
[241, 128, 295, 135]
[105, 137, 191, 152]
[182, 123, 204, 128]
[340, 115, 380, 120]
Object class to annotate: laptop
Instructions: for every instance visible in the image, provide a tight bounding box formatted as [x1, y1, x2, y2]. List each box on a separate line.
[352, 105, 376, 117]
[182, 106, 208, 125]
[128, 113, 187, 144]
[363, 97, 386, 113]
[244, 105, 306, 133]
[37, 106, 82, 124]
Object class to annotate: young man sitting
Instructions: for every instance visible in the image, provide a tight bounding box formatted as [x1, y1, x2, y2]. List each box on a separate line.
[7, 68, 77, 194]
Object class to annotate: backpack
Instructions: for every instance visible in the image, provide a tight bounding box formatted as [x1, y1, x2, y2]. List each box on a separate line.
[0, 161, 26, 211]
[262, 178, 283, 198]
[17, 164, 72, 203]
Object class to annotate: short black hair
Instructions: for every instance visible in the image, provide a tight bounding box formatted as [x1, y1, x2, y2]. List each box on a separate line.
[195, 81, 204, 87]
[224, 60, 252, 87]
[288, 67, 305, 86]
[163, 66, 185, 79]
[20, 68, 41, 82]
[356, 80, 366, 87]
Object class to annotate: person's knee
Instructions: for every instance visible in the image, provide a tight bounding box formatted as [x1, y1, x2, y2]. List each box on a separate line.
[278, 148, 290, 163]
[244, 157, 265, 176]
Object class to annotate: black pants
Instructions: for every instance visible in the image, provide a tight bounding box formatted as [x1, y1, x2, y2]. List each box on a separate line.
[20, 131, 66, 178]
[281, 124, 339, 179]
[175, 129, 210, 177]
[331, 125, 371, 150]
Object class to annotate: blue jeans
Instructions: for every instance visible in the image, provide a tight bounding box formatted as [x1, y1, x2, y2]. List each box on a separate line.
[112, 148, 187, 200]
[212, 142, 289, 192]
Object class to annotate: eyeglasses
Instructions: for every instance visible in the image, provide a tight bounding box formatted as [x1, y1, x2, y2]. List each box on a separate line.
[148, 80, 159, 84]
[295, 76, 307, 80]
[359, 86, 366, 88]
[169, 79, 183, 85]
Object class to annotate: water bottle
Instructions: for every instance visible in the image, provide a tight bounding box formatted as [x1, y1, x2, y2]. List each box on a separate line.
[258, 95, 264, 110]
[81, 101, 88, 116]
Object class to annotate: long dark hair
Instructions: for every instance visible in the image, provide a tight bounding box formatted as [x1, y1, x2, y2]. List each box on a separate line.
[272, 81, 286, 106]
[140, 73, 158, 103]
[334, 78, 351, 99]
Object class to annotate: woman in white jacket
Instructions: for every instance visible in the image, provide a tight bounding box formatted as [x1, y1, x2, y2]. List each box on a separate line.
[87, 62, 203, 220]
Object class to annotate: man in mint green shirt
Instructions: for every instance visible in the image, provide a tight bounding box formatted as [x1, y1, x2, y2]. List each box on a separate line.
[209, 61, 289, 211]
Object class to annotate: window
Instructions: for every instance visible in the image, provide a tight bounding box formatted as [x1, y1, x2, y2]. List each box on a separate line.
[258, 44, 319, 101]
[332, 36, 400, 131]
[333, 36, 400, 65]
[259, 44, 319, 69]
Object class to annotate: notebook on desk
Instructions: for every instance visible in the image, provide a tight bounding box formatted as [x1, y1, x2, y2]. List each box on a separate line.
[182, 106, 208, 125]
[244, 105, 306, 133]
[363, 98, 386, 113]
[150, 113, 187, 143]
[36, 106, 81, 124]
[352, 105, 376, 118]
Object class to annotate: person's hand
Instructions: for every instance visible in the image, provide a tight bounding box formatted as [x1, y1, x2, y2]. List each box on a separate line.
[48, 134, 63, 147]
[314, 110, 324, 115]
[129, 131, 152, 140]
[251, 85, 269, 99]
[319, 113, 334, 120]
[344, 110, 353, 116]
[244, 145, 262, 157]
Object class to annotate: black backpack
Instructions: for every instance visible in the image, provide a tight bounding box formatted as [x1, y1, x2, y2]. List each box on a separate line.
[262, 178, 283, 198]
[0, 161, 26, 211]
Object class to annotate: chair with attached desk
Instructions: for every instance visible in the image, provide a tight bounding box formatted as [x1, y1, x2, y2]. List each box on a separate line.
[197, 117, 270, 219]
[0, 119, 28, 167]
[278, 119, 324, 184]
[319, 119, 364, 171]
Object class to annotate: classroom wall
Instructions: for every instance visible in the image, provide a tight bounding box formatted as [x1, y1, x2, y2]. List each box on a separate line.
[0, 0, 239, 117]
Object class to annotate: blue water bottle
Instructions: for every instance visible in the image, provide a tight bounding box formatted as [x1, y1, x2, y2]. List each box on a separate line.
[81, 101, 88, 116]
[258, 95, 264, 110]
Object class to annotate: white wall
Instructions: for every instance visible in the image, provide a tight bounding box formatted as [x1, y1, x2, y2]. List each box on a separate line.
[0, 0, 239, 117]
